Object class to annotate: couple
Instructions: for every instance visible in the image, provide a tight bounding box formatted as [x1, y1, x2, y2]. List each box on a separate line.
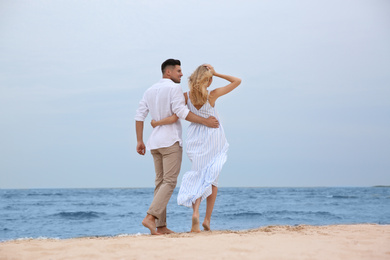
[135, 59, 241, 235]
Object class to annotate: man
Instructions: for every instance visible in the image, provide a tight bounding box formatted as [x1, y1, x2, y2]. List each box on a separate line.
[135, 59, 219, 235]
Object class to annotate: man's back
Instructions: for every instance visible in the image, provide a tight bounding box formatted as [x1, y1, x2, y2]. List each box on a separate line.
[135, 79, 189, 150]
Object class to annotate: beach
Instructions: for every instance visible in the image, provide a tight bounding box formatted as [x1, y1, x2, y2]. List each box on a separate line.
[1, 224, 389, 260]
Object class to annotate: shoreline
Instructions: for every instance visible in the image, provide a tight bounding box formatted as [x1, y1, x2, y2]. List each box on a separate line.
[1, 224, 389, 260]
[1, 185, 389, 190]
[2, 222, 387, 242]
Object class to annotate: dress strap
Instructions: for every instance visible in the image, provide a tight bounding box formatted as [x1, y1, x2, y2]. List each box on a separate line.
[186, 92, 193, 107]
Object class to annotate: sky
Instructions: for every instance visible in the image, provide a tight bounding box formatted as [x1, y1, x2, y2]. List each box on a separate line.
[0, 0, 389, 189]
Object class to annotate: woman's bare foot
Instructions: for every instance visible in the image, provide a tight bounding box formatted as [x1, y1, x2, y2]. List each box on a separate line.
[142, 214, 162, 235]
[191, 216, 201, 233]
[202, 221, 211, 231]
[157, 226, 175, 234]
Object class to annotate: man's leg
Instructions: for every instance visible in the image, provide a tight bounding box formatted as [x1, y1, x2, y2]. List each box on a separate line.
[147, 142, 182, 232]
[142, 149, 164, 235]
[151, 149, 164, 201]
[151, 149, 168, 231]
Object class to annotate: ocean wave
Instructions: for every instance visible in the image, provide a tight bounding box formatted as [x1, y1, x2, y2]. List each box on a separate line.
[1, 236, 61, 242]
[51, 211, 105, 220]
[265, 210, 339, 217]
[72, 202, 119, 207]
[117, 232, 146, 237]
[226, 212, 263, 218]
[328, 195, 359, 199]
[33, 202, 56, 206]
[27, 192, 64, 197]
[224, 210, 340, 220]
[1, 194, 15, 199]
[117, 212, 137, 218]
[3, 218, 17, 222]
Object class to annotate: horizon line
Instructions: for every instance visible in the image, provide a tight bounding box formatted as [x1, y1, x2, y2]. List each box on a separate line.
[1, 185, 389, 190]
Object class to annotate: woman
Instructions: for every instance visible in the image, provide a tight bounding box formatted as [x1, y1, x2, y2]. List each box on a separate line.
[152, 64, 241, 232]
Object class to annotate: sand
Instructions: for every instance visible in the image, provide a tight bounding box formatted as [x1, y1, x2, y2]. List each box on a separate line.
[1, 224, 389, 260]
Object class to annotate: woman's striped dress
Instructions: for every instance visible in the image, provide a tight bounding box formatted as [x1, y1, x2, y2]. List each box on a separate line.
[177, 93, 229, 208]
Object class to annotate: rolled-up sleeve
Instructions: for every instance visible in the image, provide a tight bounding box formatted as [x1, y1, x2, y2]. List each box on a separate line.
[171, 85, 190, 120]
[135, 95, 149, 121]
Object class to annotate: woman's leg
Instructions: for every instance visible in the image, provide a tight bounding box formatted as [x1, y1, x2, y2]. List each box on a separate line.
[203, 185, 218, 231]
[191, 198, 201, 232]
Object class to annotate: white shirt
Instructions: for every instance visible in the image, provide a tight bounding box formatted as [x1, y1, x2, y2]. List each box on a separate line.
[135, 79, 190, 150]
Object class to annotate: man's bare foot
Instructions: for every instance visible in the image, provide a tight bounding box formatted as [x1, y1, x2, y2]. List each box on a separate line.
[191, 216, 201, 233]
[142, 215, 162, 235]
[202, 221, 211, 231]
[157, 226, 175, 234]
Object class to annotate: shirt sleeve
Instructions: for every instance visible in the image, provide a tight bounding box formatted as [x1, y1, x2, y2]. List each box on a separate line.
[171, 85, 190, 120]
[134, 94, 149, 121]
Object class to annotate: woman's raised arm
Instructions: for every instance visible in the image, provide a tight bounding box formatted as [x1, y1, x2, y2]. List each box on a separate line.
[206, 65, 241, 105]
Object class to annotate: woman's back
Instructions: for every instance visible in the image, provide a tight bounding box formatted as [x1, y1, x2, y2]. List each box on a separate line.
[186, 92, 219, 121]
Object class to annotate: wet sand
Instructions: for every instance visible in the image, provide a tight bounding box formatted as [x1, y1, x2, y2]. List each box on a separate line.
[1, 224, 389, 260]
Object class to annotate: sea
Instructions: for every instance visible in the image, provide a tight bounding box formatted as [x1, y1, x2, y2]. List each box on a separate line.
[1, 187, 389, 242]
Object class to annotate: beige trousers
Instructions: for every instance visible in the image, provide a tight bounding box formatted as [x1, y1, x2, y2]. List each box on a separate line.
[148, 142, 182, 227]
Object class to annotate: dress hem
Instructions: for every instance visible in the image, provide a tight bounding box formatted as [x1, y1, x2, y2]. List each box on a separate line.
[177, 143, 229, 208]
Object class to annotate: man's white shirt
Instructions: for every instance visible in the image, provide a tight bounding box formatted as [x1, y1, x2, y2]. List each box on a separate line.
[135, 79, 190, 150]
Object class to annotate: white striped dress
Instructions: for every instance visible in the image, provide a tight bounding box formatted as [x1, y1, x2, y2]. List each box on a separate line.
[177, 93, 229, 208]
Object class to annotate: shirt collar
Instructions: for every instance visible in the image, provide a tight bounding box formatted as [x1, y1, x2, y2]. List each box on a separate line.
[160, 78, 174, 83]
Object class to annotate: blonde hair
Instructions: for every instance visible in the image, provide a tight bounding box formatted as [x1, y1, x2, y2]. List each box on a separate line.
[188, 65, 213, 106]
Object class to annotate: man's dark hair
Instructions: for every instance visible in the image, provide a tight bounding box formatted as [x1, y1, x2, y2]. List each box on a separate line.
[161, 59, 181, 74]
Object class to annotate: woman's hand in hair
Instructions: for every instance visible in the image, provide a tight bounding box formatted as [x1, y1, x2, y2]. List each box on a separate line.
[204, 64, 215, 75]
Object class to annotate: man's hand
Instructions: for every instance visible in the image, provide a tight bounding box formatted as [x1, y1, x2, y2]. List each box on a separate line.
[204, 116, 219, 128]
[136, 141, 146, 155]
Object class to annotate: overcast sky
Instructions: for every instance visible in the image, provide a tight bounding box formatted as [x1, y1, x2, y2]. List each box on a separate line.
[1, 0, 389, 189]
